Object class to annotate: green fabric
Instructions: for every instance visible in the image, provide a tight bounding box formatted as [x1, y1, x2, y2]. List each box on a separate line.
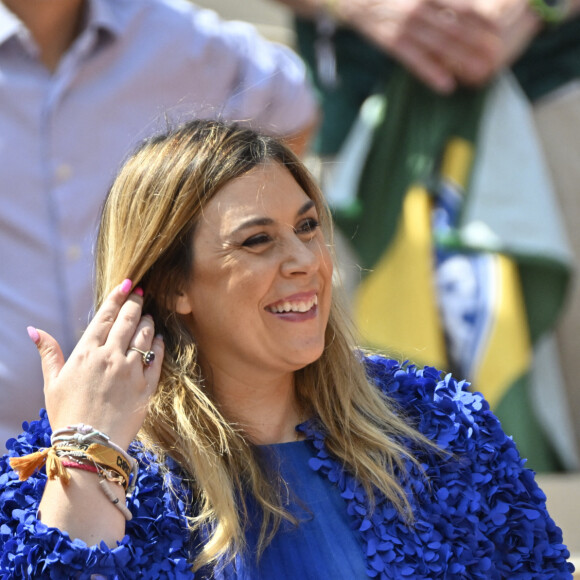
[295, 14, 580, 147]
[517, 259, 570, 344]
[512, 15, 580, 101]
[294, 17, 394, 155]
[333, 67, 487, 271]
[495, 373, 564, 472]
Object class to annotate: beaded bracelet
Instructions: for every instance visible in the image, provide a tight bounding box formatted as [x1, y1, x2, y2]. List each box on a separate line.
[55, 444, 130, 485]
[98, 475, 133, 521]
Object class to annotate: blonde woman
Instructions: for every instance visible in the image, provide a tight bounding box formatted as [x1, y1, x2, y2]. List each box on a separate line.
[1, 120, 573, 578]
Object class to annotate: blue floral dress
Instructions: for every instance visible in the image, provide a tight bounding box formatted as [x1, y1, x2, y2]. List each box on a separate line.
[0, 356, 574, 579]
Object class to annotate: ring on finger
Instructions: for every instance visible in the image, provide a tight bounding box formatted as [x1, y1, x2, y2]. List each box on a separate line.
[128, 347, 156, 366]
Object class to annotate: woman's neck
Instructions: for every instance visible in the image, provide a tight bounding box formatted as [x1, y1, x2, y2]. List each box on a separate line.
[209, 369, 303, 445]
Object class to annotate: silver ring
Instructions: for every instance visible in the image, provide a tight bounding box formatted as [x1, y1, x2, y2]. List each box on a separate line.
[128, 347, 155, 366]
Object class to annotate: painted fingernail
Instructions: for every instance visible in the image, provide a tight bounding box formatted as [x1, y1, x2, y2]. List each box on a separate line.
[27, 326, 40, 344]
[120, 279, 132, 294]
[134, 287, 144, 297]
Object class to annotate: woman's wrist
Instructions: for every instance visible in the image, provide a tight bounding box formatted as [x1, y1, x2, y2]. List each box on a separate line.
[39, 470, 127, 548]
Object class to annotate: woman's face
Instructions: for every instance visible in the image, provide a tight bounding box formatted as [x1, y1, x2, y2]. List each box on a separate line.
[175, 162, 333, 383]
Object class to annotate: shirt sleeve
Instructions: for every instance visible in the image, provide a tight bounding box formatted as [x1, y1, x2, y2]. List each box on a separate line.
[0, 411, 195, 579]
[185, 7, 318, 137]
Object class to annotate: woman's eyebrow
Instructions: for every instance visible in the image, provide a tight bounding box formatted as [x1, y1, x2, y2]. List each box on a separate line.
[230, 200, 316, 236]
[231, 217, 274, 236]
[297, 199, 316, 216]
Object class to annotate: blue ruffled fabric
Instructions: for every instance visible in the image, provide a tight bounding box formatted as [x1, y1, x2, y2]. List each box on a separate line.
[299, 356, 574, 579]
[0, 356, 574, 579]
[0, 414, 194, 579]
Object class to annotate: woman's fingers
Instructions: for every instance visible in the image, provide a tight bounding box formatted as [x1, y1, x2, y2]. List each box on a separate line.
[83, 279, 136, 347]
[27, 326, 65, 386]
[125, 315, 165, 387]
[126, 314, 155, 363]
[106, 290, 146, 354]
[143, 333, 165, 395]
[80, 278, 148, 356]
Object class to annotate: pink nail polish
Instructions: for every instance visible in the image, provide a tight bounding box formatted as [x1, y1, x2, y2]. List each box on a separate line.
[120, 279, 132, 294]
[27, 326, 40, 344]
[134, 287, 144, 297]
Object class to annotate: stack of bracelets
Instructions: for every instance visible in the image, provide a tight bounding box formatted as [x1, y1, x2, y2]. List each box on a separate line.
[9, 423, 138, 521]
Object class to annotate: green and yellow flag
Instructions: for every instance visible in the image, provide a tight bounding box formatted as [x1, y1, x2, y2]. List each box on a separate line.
[330, 69, 574, 472]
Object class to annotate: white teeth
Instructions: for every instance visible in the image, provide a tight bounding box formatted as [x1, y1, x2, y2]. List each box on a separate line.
[268, 295, 317, 313]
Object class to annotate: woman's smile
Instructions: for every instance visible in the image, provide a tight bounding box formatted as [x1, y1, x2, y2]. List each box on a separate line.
[265, 291, 318, 318]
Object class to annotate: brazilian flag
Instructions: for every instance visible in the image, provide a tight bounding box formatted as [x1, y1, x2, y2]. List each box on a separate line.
[330, 69, 574, 472]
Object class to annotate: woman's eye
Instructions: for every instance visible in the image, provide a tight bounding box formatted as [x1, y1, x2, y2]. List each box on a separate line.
[296, 217, 320, 235]
[242, 233, 271, 247]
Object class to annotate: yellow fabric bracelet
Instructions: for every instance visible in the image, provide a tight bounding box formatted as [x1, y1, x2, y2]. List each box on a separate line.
[55, 444, 131, 490]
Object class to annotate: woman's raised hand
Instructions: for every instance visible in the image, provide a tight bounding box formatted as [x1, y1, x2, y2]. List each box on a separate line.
[28, 279, 164, 450]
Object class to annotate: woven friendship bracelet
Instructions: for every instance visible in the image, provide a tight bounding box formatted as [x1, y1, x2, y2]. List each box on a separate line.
[60, 458, 99, 474]
[9, 424, 136, 522]
[55, 444, 131, 490]
[51, 424, 138, 494]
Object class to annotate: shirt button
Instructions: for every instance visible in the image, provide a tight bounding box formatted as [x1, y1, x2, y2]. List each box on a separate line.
[55, 163, 73, 182]
[66, 245, 82, 261]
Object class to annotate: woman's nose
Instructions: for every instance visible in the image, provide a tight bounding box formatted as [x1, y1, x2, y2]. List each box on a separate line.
[280, 236, 321, 277]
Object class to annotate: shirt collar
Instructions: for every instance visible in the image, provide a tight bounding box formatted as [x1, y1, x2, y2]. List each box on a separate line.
[87, 0, 126, 39]
[0, 3, 20, 46]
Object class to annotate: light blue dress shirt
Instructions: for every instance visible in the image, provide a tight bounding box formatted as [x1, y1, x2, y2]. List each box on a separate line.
[0, 0, 317, 446]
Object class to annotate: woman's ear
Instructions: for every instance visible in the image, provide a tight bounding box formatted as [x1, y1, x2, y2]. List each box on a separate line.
[174, 290, 193, 315]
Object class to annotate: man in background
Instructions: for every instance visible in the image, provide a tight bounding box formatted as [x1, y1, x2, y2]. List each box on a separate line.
[0, 0, 317, 447]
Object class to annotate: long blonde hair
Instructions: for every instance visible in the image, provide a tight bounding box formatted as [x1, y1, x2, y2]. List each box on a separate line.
[95, 119, 430, 571]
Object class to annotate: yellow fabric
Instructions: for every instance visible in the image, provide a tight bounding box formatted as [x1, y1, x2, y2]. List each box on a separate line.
[354, 185, 447, 368]
[472, 254, 532, 409]
[440, 138, 474, 189]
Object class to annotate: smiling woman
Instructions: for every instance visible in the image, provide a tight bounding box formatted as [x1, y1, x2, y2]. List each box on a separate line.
[0, 120, 575, 578]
